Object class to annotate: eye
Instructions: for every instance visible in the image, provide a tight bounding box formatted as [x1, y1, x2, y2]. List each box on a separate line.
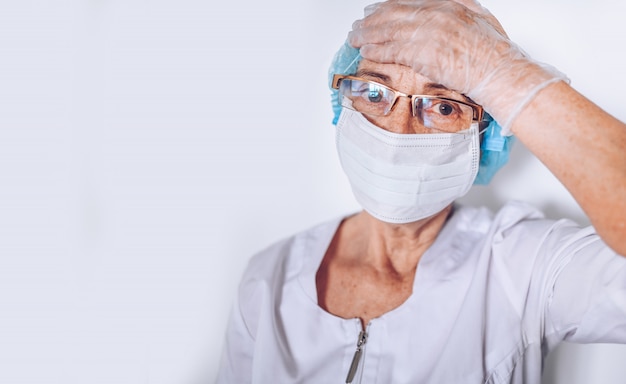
[367, 88, 384, 103]
[420, 98, 475, 132]
[438, 102, 455, 116]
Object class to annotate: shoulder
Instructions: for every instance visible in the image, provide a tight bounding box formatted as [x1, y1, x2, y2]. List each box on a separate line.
[487, 201, 597, 256]
[447, 201, 553, 248]
[451, 200, 549, 233]
[241, 216, 343, 285]
[454, 200, 602, 267]
[452, 201, 601, 291]
[453, 200, 588, 244]
[234, 216, 343, 327]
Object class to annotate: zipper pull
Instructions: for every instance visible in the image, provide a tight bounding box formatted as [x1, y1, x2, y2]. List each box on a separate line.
[345, 330, 368, 384]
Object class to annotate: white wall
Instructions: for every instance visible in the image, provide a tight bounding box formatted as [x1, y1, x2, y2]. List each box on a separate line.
[0, 0, 624, 383]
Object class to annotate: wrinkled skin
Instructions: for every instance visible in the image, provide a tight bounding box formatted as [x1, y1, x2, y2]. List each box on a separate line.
[348, 0, 567, 132]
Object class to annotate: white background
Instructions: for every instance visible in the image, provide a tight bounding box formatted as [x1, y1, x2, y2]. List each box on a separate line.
[0, 0, 624, 383]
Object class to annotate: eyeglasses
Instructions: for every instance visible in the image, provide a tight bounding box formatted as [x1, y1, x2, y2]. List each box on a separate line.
[332, 74, 485, 133]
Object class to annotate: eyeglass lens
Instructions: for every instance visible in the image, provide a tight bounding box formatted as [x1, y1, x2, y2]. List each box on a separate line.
[339, 78, 475, 133]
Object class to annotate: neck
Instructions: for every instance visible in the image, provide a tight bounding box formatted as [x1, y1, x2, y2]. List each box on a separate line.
[349, 205, 453, 275]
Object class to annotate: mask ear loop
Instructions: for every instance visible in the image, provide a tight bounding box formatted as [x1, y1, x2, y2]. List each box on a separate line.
[478, 121, 490, 144]
[472, 122, 488, 172]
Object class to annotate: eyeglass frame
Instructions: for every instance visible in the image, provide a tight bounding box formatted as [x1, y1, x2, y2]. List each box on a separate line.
[332, 74, 485, 125]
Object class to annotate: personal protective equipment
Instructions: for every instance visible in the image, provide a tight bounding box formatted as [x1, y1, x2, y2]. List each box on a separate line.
[216, 202, 626, 384]
[330, 42, 360, 125]
[335, 107, 479, 223]
[348, 0, 569, 134]
[332, 74, 485, 133]
[475, 114, 512, 184]
[328, 41, 513, 185]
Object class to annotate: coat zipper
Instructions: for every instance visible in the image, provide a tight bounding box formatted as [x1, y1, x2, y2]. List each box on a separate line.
[345, 329, 368, 384]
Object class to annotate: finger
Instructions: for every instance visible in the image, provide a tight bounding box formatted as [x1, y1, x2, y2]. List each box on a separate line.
[351, 1, 428, 32]
[359, 41, 425, 70]
[349, 4, 430, 47]
[450, 0, 508, 36]
[349, 21, 419, 48]
[388, 0, 481, 15]
[371, 0, 508, 37]
[358, 43, 396, 67]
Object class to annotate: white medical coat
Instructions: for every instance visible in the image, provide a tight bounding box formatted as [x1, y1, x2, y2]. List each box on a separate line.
[216, 202, 626, 383]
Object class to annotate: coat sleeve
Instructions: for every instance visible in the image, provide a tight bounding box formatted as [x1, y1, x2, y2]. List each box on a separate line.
[540, 224, 626, 343]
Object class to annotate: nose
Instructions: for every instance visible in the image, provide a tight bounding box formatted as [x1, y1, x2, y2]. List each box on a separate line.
[378, 97, 429, 134]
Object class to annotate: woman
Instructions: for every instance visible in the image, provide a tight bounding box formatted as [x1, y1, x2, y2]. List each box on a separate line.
[217, 1, 626, 383]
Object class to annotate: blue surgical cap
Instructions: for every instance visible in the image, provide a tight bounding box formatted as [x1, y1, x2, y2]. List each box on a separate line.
[328, 41, 514, 185]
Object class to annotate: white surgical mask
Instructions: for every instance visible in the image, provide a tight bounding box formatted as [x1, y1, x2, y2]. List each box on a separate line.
[336, 108, 480, 223]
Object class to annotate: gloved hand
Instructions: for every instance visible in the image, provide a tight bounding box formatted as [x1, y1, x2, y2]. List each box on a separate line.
[348, 0, 568, 135]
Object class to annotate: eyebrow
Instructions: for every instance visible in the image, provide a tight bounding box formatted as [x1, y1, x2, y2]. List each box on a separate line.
[423, 82, 451, 92]
[355, 69, 391, 83]
[422, 83, 473, 103]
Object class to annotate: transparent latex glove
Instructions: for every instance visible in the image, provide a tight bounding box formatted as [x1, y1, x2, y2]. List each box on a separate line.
[349, 0, 568, 135]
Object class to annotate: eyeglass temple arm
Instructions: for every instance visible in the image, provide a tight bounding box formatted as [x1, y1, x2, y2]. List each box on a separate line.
[331, 74, 344, 89]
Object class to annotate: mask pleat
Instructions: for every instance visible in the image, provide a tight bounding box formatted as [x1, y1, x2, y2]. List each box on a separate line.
[336, 108, 480, 223]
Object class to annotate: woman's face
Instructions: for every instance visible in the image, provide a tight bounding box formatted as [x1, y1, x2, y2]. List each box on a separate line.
[355, 59, 475, 134]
